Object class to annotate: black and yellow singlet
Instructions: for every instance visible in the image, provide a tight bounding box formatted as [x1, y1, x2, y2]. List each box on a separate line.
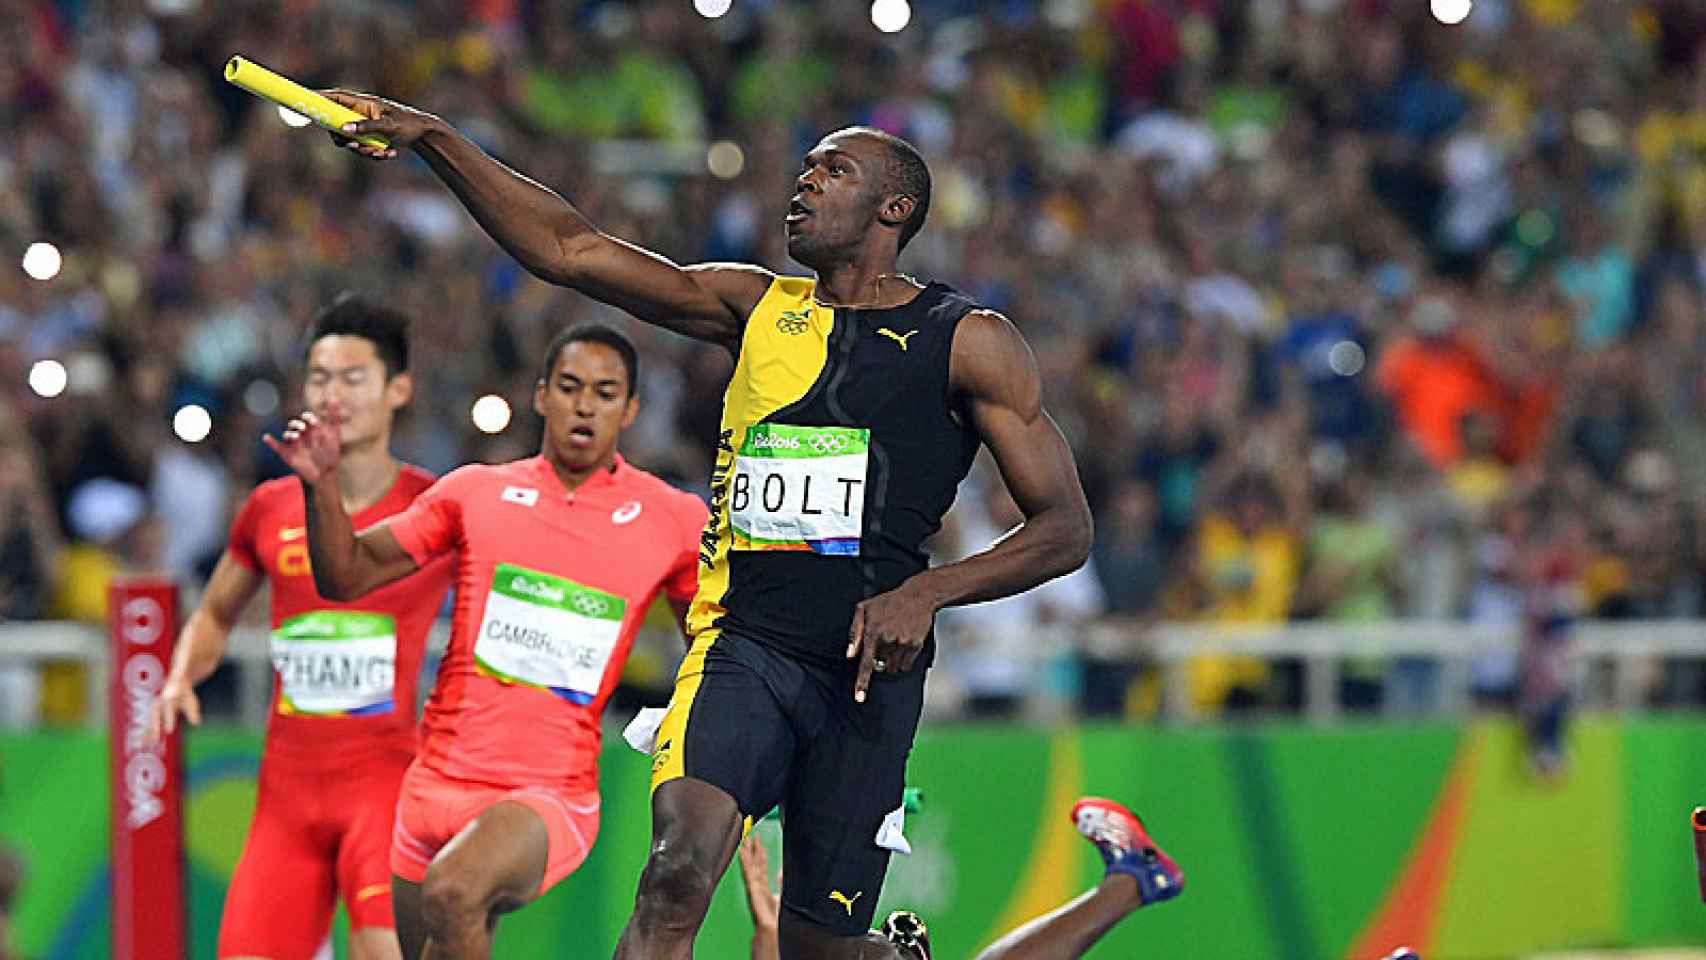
[687, 276, 982, 666]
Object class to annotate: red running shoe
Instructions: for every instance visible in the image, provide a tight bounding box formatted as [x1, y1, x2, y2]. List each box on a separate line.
[1070, 797, 1184, 906]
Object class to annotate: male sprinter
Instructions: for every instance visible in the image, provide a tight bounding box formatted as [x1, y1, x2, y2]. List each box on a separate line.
[740, 796, 1183, 960]
[319, 92, 1092, 959]
[267, 325, 707, 960]
[146, 295, 452, 960]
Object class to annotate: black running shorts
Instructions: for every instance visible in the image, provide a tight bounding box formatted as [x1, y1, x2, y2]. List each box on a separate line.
[650, 627, 925, 935]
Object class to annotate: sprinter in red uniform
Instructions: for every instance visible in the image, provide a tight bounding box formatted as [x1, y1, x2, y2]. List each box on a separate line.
[147, 295, 453, 960]
[267, 324, 707, 960]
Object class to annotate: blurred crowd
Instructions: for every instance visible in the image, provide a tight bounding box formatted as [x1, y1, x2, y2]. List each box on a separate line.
[7, 0, 1706, 722]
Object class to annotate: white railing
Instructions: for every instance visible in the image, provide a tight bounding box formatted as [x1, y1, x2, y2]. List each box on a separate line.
[1070, 620, 1706, 722]
[0, 622, 450, 728]
[3, 619, 1704, 726]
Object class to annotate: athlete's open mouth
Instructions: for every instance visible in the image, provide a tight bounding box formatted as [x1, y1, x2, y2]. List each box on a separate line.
[786, 197, 813, 223]
[567, 425, 596, 447]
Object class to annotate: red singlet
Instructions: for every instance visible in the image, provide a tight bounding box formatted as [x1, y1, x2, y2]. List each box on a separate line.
[382, 454, 705, 891]
[218, 466, 453, 955]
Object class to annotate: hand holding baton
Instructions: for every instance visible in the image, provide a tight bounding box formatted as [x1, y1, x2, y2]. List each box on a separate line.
[223, 55, 390, 150]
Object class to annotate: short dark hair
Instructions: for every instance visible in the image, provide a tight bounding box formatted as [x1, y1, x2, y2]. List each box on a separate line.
[540, 324, 639, 396]
[847, 127, 931, 251]
[308, 292, 411, 377]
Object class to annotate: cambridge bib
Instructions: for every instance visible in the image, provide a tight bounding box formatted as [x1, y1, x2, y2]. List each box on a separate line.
[475, 563, 626, 705]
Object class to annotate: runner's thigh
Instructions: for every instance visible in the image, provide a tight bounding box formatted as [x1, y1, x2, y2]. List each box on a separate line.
[781, 666, 925, 936]
[651, 630, 807, 822]
[218, 791, 337, 959]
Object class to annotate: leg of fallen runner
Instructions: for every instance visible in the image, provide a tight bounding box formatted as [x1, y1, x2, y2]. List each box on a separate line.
[972, 876, 1141, 960]
[975, 797, 1183, 960]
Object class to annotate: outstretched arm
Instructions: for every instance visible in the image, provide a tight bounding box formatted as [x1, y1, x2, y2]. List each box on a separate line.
[847, 310, 1093, 700]
[263, 409, 419, 601]
[322, 91, 771, 349]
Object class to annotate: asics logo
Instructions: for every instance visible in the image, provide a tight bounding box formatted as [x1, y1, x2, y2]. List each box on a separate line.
[877, 327, 918, 351]
[612, 500, 642, 525]
[501, 486, 539, 507]
[829, 890, 863, 915]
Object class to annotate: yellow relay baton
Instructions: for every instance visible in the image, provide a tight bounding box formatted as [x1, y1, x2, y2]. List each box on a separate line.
[223, 55, 390, 150]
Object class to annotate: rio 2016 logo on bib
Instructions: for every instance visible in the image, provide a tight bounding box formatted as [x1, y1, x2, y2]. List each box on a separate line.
[730, 423, 869, 556]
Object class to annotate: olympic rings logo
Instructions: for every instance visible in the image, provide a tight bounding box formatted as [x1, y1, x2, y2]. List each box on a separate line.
[570, 593, 610, 617]
[808, 435, 851, 454]
[776, 311, 811, 335]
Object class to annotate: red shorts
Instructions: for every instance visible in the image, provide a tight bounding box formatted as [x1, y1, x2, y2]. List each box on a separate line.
[389, 761, 600, 896]
[217, 752, 409, 958]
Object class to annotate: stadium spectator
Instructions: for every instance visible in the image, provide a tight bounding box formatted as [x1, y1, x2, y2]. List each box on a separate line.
[1297, 465, 1398, 710]
[1374, 296, 1505, 470]
[1188, 471, 1301, 712]
[1445, 411, 1510, 520]
[0, 411, 61, 621]
[0, 411, 61, 727]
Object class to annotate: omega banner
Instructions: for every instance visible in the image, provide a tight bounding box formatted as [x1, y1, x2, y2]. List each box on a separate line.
[107, 577, 186, 959]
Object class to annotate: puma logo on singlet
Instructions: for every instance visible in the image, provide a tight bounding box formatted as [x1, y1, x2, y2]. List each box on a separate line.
[829, 889, 863, 915]
[876, 327, 918, 351]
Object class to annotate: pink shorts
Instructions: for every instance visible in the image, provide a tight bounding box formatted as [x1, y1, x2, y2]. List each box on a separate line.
[389, 761, 600, 896]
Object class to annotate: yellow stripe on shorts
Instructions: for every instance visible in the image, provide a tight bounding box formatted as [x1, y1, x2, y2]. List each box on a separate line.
[649, 628, 719, 792]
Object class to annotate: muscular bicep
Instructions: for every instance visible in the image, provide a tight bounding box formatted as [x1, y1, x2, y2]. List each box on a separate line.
[557, 234, 771, 348]
[954, 311, 1089, 522]
[200, 553, 264, 629]
[973, 401, 1088, 523]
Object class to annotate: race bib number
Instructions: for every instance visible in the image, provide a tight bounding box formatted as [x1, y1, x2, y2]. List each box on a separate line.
[271, 611, 397, 717]
[474, 563, 627, 705]
[730, 424, 869, 556]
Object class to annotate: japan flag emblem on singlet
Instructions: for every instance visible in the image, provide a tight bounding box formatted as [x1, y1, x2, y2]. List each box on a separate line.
[612, 500, 642, 525]
[501, 486, 539, 507]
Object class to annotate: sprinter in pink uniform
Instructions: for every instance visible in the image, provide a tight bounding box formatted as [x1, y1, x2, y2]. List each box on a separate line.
[267, 324, 706, 960]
